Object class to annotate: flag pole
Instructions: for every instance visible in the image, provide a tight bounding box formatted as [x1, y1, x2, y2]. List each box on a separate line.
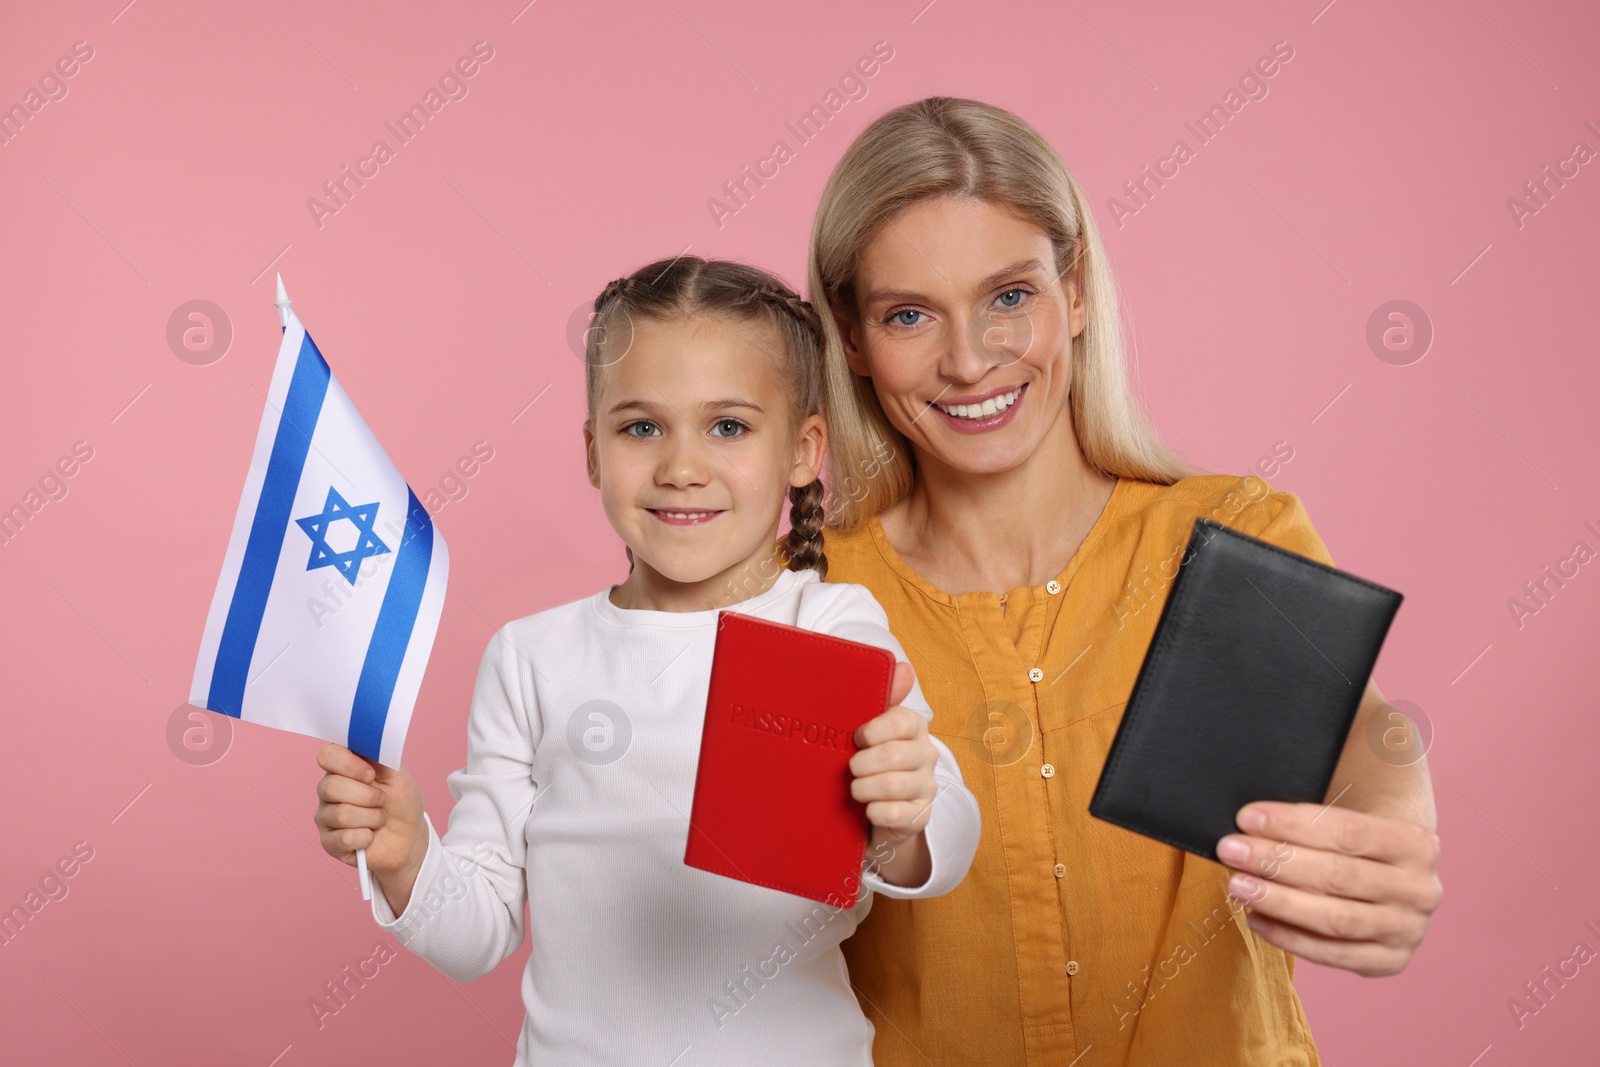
[275, 273, 373, 903]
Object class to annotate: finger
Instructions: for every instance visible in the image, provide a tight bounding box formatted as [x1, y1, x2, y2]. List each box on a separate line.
[887, 661, 914, 708]
[1241, 910, 1413, 977]
[849, 737, 934, 777]
[1235, 801, 1438, 868]
[317, 743, 375, 783]
[316, 801, 387, 832]
[1215, 834, 1438, 910]
[320, 824, 376, 858]
[864, 799, 932, 835]
[854, 705, 927, 748]
[317, 773, 387, 809]
[851, 770, 934, 805]
[1226, 873, 1424, 946]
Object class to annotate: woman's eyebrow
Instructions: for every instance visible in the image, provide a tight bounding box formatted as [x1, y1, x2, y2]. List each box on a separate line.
[862, 258, 1047, 306]
[701, 398, 763, 413]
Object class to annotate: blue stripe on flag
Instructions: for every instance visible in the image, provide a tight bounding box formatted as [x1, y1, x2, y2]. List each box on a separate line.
[347, 487, 434, 763]
[207, 333, 332, 717]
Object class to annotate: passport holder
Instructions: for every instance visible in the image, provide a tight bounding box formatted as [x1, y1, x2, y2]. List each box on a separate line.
[684, 611, 895, 907]
[1089, 517, 1403, 861]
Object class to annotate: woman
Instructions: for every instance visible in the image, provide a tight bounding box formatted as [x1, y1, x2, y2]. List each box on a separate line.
[810, 98, 1442, 1065]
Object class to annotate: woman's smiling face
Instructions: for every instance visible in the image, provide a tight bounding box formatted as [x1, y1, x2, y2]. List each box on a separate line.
[843, 196, 1086, 476]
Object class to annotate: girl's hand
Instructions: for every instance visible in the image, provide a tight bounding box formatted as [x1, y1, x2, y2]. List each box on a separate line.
[314, 744, 428, 906]
[850, 662, 937, 887]
[1216, 800, 1443, 977]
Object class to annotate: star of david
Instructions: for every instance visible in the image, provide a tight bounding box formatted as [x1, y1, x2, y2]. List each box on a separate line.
[293, 486, 390, 585]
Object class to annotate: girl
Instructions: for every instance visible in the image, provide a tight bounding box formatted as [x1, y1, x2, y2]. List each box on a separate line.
[312, 256, 981, 1066]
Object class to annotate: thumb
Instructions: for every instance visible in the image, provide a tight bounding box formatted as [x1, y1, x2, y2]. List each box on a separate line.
[888, 660, 915, 708]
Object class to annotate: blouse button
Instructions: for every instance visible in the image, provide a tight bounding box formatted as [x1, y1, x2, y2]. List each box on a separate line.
[1041, 763, 1055, 778]
[1066, 960, 1080, 976]
[1046, 580, 1062, 595]
[1028, 667, 1044, 683]
[1053, 863, 1067, 878]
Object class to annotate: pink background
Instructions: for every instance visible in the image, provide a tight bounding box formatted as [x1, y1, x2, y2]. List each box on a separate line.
[2, 0, 1596, 1062]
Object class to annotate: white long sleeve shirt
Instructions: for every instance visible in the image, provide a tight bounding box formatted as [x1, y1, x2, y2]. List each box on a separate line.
[369, 566, 981, 1066]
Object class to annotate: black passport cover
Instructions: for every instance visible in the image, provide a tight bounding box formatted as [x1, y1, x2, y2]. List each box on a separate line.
[1089, 517, 1403, 861]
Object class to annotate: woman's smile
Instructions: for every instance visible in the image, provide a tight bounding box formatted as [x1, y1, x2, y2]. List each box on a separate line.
[928, 382, 1027, 434]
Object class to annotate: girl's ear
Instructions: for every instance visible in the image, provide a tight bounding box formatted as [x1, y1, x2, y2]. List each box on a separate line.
[583, 421, 600, 489]
[789, 412, 828, 489]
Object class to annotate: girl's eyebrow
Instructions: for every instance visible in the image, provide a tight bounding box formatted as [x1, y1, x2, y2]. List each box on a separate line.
[606, 397, 764, 416]
[863, 258, 1046, 306]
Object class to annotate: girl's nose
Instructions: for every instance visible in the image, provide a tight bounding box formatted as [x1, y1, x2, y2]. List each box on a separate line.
[656, 434, 713, 488]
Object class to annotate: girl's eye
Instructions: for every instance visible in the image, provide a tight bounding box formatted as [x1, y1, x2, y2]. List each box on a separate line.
[885, 308, 925, 328]
[995, 287, 1032, 309]
[622, 420, 661, 438]
[710, 418, 748, 439]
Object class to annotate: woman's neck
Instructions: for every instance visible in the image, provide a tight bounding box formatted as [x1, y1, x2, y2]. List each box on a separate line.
[880, 418, 1118, 595]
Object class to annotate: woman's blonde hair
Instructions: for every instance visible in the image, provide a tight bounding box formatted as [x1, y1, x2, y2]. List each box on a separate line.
[585, 255, 831, 577]
[807, 96, 1202, 533]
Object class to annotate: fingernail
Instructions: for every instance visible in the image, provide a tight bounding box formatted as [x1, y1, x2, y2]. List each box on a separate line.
[1228, 874, 1261, 899]
[1238, 807, 1267, 832]
[1216, 837, 1250, 864]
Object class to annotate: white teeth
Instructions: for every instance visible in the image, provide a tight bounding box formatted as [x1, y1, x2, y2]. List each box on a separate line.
[935, 386, 1022, 420]
[659, 511, 714, 519]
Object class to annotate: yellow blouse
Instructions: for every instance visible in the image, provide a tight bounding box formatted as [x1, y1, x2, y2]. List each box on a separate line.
[827, 473, 1335, 1067]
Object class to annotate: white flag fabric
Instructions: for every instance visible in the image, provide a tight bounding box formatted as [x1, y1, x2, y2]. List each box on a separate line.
[190, 307, 448, 767]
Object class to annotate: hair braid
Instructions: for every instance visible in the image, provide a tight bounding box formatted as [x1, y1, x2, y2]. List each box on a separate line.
[595, 275, 634, 311]
[783, 478, 828, 579]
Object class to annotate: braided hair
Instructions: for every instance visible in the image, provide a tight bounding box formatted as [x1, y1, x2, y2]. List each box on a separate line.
[585, 257, 829, 579]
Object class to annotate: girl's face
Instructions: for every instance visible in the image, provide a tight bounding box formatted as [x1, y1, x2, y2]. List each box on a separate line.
[841, 196, 1086, 478]
[584, 314, 824, 609]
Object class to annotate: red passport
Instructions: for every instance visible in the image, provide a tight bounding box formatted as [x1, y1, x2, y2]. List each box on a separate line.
[684, 611, 896, 907]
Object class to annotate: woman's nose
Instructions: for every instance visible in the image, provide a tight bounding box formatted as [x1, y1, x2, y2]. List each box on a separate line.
[939, 312, 1001, 383]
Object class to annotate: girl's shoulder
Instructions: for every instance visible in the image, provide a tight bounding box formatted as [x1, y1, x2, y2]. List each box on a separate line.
[490, 589, 607, 655]
[787, 567, 894, 632]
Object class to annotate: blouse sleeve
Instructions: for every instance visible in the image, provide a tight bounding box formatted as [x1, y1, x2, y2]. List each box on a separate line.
[1239, 476, 1337, 569]
[807, 581, 982, 901]
[368, 624, 540, 982]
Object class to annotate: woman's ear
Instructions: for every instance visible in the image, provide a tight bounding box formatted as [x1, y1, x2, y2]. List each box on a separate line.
[790, 412, 828, 488]
[582, 421, 600, 489]
[837, 312, 871, 378]
[1064, 239, 1088, 340]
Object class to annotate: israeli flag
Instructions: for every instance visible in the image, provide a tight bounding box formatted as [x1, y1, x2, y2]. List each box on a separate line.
[190, 304, 448, 768]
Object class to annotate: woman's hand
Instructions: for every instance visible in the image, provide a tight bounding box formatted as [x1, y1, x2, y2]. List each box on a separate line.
[314, 743, 429, 910]
[850, 661, 937, 888]
[1216, 800, 1443, 977]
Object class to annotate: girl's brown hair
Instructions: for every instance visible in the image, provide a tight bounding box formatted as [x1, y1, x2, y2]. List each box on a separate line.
[807, 96, 1202, 533]
[584, 255, 830, 578]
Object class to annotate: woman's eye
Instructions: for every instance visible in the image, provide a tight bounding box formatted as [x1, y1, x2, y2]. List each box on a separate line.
[623, 421, 660, 438]
[710, 418, 747, 439]
[995, 287, 1031, 309]
[885, 308, 924, 328]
